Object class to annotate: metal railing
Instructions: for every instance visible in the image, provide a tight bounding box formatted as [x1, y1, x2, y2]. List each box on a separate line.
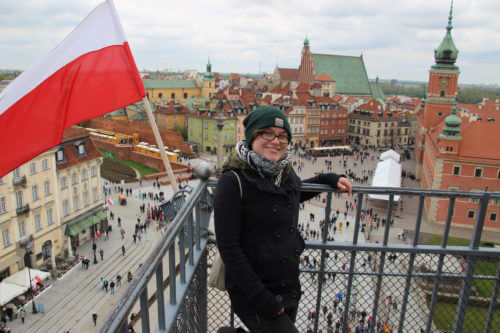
[100, 180, 500, 333]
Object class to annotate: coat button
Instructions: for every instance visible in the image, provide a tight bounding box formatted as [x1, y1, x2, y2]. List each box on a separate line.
[276, 294, 283, 302]
[289, 226, 295, 233]
[272, 205, 278, 213]
[291, 290, 298, 298]
[281, 257, 288, 264]
[275, 231, 281, 239]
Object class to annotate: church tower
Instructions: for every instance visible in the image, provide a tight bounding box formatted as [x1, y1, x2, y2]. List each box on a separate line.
[297, 37, 315, 82]
[201, 58, 215, 99]
[422, 1, 460, 130]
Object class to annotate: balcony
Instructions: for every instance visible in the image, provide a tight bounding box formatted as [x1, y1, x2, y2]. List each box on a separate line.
[16, 203, 30, 216]
[12, 175, 26, 187]
[100, 174, 500, 333]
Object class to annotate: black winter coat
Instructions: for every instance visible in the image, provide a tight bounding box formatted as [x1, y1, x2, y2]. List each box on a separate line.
[214, 165, 342, 319]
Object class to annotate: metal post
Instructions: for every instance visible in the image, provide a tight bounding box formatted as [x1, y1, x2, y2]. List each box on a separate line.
[216, 117, 225, 172]
[27, 265, 38, 314]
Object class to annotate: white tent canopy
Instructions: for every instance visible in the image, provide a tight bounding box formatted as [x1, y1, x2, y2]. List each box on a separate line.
[368, 158, 401, 201]
[3, 268, 50, 288]
[380, 149, 400, 163]
[0, 281, 28, 306]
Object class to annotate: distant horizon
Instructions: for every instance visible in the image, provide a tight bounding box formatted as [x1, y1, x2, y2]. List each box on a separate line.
[2, 68, 498, 89]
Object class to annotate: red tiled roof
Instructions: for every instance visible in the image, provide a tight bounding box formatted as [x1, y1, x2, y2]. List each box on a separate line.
[314, 73, 335, 82]
[295, 82, 310, 92]
[57, 128, 101, 170]
[277, 68, 299, 81]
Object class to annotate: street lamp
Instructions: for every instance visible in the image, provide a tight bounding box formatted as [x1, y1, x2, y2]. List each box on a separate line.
[24, 251, 38, 314]
[215, 117, 225, 173]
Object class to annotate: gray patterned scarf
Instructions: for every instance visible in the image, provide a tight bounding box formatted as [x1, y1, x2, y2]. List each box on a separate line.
[236, 140, 292, 186]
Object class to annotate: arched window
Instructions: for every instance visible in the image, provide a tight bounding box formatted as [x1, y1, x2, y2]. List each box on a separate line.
[158, 92, 163, 99]
[440, 90, 445, 97]
[184, 93, 188, 99]
[171, 93, 175, 99]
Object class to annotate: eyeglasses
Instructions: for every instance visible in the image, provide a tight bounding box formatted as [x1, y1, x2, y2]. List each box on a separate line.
[256, 130, 289, 144]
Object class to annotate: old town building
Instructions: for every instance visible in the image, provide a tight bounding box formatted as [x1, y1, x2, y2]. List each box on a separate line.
[0, 150, 61, 277]
[415, 6, 500, 230]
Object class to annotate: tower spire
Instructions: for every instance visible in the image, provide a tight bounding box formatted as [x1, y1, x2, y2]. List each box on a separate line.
[433, 0, 458, 69]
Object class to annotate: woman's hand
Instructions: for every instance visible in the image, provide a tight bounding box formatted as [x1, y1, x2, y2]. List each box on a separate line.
[277, 307, 285, 315]
[337, 177, 352, 195]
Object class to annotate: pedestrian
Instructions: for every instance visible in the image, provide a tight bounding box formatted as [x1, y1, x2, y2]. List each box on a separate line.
[92, 242, 97, 253]
[99, 248, 104, 261]
[127, 271, 133, 283]
[92, 312, 98, 326]
[104, 279, 109, 292]
[133, 234, 137, 244]
[122, 245, 126, 256]
[213, 106, 352, 332]
[19, 308, 25, 324]
[110, 280, 115, 295]
[120, 228, 125, 239]
[117, 217, 121, 227]
[116, 274, 122, 286]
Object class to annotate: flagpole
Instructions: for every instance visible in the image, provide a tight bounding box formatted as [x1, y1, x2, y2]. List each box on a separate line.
[142, 97, 179, 193]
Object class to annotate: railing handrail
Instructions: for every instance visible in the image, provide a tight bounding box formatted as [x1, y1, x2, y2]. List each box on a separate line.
[101, 179, 500, 333]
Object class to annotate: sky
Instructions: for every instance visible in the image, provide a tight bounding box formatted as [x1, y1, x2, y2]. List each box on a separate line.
[1, 0, 499, 85]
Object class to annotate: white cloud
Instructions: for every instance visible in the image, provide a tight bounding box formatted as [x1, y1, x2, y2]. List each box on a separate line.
[0, 0, 498, 84]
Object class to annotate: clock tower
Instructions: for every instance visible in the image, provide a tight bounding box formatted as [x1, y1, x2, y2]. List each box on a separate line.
[417, 1, 460, 166]
[422, 1, 460, 130]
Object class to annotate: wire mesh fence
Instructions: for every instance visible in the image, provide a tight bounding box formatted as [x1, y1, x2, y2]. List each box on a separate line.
[207, 246, 499, 333]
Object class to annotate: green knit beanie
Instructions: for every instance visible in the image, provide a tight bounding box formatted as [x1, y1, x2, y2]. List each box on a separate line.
[243, 106, 292, 145]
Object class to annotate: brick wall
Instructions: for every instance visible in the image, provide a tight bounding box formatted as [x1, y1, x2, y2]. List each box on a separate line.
[86, 118, 192, 154]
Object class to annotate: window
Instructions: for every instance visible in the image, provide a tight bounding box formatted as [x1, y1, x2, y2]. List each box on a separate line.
[34, 214, 42, 232]
[448, 186, 459, 191]
[440, 90, 445, 97]
[56, 149, 65, 162]
[184, 93, 188, 99]
[72, 173, 78, 185]
[81, 169, 88, 181]
[490, 212, 497, 222]
[83, 191, 89, 206]
[0, 197, 6, 214]
[0, 178, 3, 184]
[91, 166, 97, 177]
[29, 162, 36, 175]
[470, 188, 481, 203]
[32, 185, 39, 201]
[42, 159, 49, 170]
[47, 208, 53, 225]
[171, 93, 175, 99]
[158, 92, 163, 99]
[73, 196, 80, 211]
[77, 143, 86, 156]
[92, 187, 98, 202]
[13, 168, 20, 178]
[60, 177, 67, 189]
[63, 200, 70, 216]
[437, 112, 443, 116]
[453, 166, 461, 175]
[474, 168, 483, 178]
[44, 180, 51, 196]
[2, 229, 10, 247]
[15, 191, 23, 209]
[18, 221, 26, 238]
[467, 210, 475, 219]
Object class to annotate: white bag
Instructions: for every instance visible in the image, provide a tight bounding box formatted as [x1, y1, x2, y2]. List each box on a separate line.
[208, 170, 242, 292]
[208, 251, 226, 291]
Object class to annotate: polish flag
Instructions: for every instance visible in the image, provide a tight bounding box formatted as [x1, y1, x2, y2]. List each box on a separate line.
[0, 0, 145, 177]
[106, 198, 114, 206]
[95, 230, 101, 240]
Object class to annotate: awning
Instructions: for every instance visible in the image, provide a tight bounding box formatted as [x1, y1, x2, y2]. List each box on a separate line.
[64, 209, 107, 236]
[0, 281, 28, 306]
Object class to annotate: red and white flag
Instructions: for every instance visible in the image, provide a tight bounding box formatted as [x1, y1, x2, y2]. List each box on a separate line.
[0, 0, 145, 177]
[106, 198, 114, 206]
[95, 230, 101, 240]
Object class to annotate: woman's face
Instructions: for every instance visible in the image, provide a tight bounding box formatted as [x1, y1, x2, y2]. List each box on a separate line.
[251, 126, 289, 162]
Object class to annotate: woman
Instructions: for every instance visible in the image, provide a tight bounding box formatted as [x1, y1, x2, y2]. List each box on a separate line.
[214, 106, 352, 332]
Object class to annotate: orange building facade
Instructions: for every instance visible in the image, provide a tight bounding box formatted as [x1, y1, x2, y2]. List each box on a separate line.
[416, 6, 500, 230]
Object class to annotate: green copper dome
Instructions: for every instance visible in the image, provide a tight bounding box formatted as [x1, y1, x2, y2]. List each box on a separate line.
[203, 58, 214, 79]
[434, 1, 459, 69]
[440, 105, 462, 139]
